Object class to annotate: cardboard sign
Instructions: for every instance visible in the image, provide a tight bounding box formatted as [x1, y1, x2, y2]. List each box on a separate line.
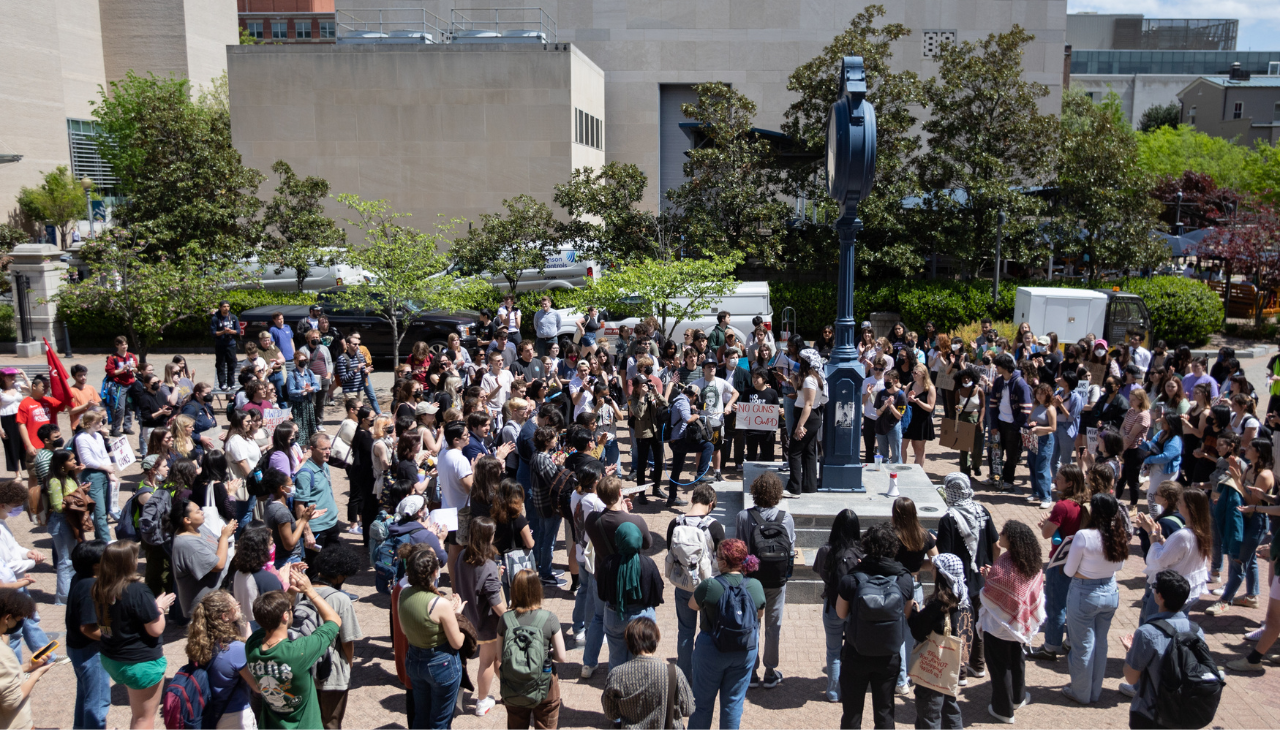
[734, 402, 779, 431]
[262, 408, 291, 431]
[107, 436, 135, 469]
[1085, 362, 1106, 385]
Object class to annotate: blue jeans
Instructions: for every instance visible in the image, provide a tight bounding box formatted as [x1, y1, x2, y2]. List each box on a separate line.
[876, 422, 903, 464]
[1031, 434, 1054, 502]
[897, 580, 924, 687]
[47, 512, 76, 604]
[406, 645, 462, 729]
[69, 646, 110, 729]
[689, 631, 756, 729]
[234, 497, 256, 539]
[603, 438, 621, 471]
[83, 469, 111, 541]
[268, 371, 288, 408]
[675, 587, 699, 685]
[107, 382, 132, 433]
[822, 604, 844, 702]
[8, 589, 52, 661]
[364, 380, 382, 414]
[529, 512, 561, 580]
[582, 572, 607, 669]
[670, 437, 714, 486]
[1065, 576, 1118, 704]
[604, 604, 657, 673]
[1220, 512, 1266, 603]
[1042, 564, 1071, 652]
[1052, 428, 1075, 477]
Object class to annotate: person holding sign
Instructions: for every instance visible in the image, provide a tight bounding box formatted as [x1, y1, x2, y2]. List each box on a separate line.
[743, 368, 780, 463]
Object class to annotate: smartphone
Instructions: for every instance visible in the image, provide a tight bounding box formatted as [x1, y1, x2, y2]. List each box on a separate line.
[31, 639, 57, 663]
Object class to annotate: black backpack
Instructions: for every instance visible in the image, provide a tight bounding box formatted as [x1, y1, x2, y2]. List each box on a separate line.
[1150, 619, 1224, 729]
[244, 450, 276, 499]
[746, 508, 793, 589]
[846, 572, 905, 657]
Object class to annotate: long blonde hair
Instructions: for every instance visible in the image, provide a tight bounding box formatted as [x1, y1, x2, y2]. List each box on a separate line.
[170, 414, 195, 456]
[912, 364, 933, 393]
[186, 590, 241, 666]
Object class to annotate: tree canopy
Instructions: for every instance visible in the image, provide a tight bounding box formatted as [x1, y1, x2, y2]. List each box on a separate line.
[261, 160, 346, 291]
[17, 166, 86, 248]
[451, 194, 559, 293]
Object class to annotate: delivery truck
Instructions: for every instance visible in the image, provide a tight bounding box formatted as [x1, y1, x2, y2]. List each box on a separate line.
[1013, 287, 1152, 346]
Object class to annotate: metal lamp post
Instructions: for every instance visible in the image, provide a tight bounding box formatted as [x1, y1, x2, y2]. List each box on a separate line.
[80, 176, 94, 239]
[1174, 191, 1184, 236]
[820, 56, 877, 492]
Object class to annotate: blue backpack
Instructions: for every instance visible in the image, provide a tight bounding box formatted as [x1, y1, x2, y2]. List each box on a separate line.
[900, 393, 912, 430]
[373, 516, 414, 595]
[162, 663, 210, 730]
[710, 575, 759, 653]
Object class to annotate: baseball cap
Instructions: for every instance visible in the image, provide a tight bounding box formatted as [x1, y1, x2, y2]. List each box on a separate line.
[1036, 336, 1050, 347]
[861, 321, 872, 330]
[396, 495, 426, 518]
[415, 401, 440, 416]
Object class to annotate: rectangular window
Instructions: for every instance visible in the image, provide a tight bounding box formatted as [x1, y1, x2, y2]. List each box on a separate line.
[1233, 101, 1243, 119]
[66, 119, 118, 197]
[320, 21, 335, 39]
[922, 30, 957, 58]
[295, 21, 312, 39]
[1189, 105, 1197, 126]
[574, 108, 602, 149]
[248, 21, 263, 39]
[1273, 101, 1280, 123]
[272, 22, 287, 39]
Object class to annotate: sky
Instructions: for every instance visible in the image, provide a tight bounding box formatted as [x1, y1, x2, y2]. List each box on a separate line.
[1068, 0, 1280, 51]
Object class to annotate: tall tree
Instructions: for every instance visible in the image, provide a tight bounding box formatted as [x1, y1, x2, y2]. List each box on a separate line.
[1135, 125, 1251, 192]
[553, 162, 662, 264]
[778, 4, 928, 275]
[913, 26, 1057, 277]
[1047, 90, 1166, 277]
[331, 194, 490, 356]
[16, 166, 86, 248]
[1138, 102, 1180, 133]
[1200, 200, 1280, 325]
[1149, 171, 1243, 230]
[261, 160, 346, 291]
[91, 71, 264, 262]
[451, 194, 559, 293]
[664, 83, 790, 262]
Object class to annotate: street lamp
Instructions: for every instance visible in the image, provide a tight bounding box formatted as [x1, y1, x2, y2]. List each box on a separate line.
[1174, 191, 1184, 236]
[80, 176, 94, 240]
[820, 56, 877, 492]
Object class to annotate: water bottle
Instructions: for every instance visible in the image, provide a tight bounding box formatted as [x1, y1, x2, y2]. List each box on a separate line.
[874, 449, 883, 471]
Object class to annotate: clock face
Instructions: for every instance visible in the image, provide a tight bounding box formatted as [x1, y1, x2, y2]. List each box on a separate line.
[827, 110, 839, 194]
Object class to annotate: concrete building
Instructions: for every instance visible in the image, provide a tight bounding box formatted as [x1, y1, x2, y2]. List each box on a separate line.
[230, 0, 1068, 226]
[1178, 75, 1280, 146]
[238, 0, 337, 44]
[1067, 14, 1236, 51]
[0, 0, 240, 234]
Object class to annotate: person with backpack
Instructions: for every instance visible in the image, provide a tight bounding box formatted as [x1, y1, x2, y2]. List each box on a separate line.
[295, 543, 364, 728]
[735, 471, 796, 689]
[379, 496, 448, 592]
[398, 544, 468, 729]
[1060, 493, 1126, 706]
[170, 496, 237, 618]
[667, 383, 712, 501]
[603, 616, 695, 729]
[833, 522, 914, 729]
[666, 483, 725, 685]
[1124, 570, 1223, 728]
[502, 569, 569, 728]
[813, 509, 862, 704]
[935, 473, 1000, 685]
[180, 590, 253, 729]
[455, 516, 505, 717]
[976, 520, 1044, 724]
[66, 539, 109, 730]
[597, 521, 665, 674]
[687, 538, 765, 730]
[246, 565, 342, 729]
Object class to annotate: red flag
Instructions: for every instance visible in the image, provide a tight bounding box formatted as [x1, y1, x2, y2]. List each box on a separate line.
[43, 338, 73, 413]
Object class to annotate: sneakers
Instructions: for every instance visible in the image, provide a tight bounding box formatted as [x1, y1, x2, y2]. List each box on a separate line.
[987, 705, 1016, 724]
[348, 524, 362, 535]
[1039, 501, 1053, 510]
[1205, 602, 1229, 616]
[1027, 646, 1061, 661]
[474, 698, 496, 716]
[581, 664, 596, 679]
[894, 683, 911, 696]
[574, 629, 587, 644]
[957, 675, 968, 687]
[713, 470, 723, 481]
[1210, 587, 1225, 596]
[1232, 595, 1259, 608]
[749, 674, 762, 689]
[763, 670, 783, 688]
[1225, 658, 1265, 673]
[1000, 483, 1016, 493]
[1018, 692, 1031, 710]
[1246, 627, 1266, 641]
[1060, 687, 1087, 705]
[666, 498, 689, 508]
[1118, 682, 1137, 698]
[965, 664, 987, 678]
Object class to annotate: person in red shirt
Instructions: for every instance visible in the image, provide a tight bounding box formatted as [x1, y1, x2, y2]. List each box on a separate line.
[1028, 463, 1089, 661]
[15, 375, 62, 513]
[104, 335, 138, 437]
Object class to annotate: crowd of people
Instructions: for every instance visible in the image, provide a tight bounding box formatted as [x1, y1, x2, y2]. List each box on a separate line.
[0, 302, 1274, 730]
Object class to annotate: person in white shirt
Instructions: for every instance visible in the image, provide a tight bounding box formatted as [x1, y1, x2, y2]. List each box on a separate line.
[0, 479, 57, 662]
[861, 362, 886, 463]
[786, 349, 828, 495]
[1139, 486, 1212, 623]
[692, 360, 738, 482]
[1061, 492, 1128, 705]
[73, 412, 117, 540]
[480, 352, 514, 427]
[1128, 330, 1152, 375]
[436, 421, 474, 579]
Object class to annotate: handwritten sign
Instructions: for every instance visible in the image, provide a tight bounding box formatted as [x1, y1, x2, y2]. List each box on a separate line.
[107, 436, 135, 469]
[262, 408, 291, 431]
[734, 402, 779, 431]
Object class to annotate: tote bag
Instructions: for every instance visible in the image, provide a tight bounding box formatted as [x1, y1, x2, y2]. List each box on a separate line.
[908, 613, 964, 697]
[502, 549, 536, 585]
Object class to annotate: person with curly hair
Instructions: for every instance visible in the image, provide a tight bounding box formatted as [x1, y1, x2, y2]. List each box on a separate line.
[978, 520, 1043, 724]
[0, 587, 55, 729]
[734, 471, 796, 690]
[688, 538, 765, 730]
[186, 590, 253, 729]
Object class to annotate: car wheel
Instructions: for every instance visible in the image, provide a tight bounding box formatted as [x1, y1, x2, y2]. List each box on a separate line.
[427, 340, 449, 357]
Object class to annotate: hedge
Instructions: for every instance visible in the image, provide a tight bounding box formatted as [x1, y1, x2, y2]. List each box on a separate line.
[771, 276, 1222, 347]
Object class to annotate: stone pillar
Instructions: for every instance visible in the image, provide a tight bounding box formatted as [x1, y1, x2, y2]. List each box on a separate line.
[9, 244, 68, 358]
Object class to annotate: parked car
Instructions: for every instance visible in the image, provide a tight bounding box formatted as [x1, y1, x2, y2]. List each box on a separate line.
[449, 245, 601, 293]
[577, 282, 775, 353]
[238, 289, 481, 360]
[231, 254, 372, 292]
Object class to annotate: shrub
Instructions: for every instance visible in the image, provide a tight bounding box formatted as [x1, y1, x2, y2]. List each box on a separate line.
[0, 305, 14, 342]
[1118, 276, 1221, 346]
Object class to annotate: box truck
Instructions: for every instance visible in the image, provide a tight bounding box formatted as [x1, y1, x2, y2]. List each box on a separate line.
[1013, 287, 1152, 346]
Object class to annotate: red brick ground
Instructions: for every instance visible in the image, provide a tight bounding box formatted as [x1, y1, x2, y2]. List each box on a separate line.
[17, 352, 1280, 728]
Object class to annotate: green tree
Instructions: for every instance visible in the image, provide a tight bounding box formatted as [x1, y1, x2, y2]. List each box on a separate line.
[91, 71, 264, 262]
[553, 162, 662, 263]
[52, 232, 237, 360]
[1047, 90, 1166, 277]
[1138, 102, 1180, 133]
[1241, 142, 1280, 207]
[913, 26, 1057, 277]
[778, 4, 928, 275]
[664, 83, 790, 262]
[0, 224, 27, 250]
[261, 160, 346, 291]
[565, 253, 743, 341]
[16, 165, 86, 248]
[451, 194, 559, 293]
[331, 194, 490, 356]
[1135, 125, 1251, 191]
[239, 26, 259, 45]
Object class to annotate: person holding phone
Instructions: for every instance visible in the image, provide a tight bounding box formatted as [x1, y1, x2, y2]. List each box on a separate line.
[0, 588, 55, 729]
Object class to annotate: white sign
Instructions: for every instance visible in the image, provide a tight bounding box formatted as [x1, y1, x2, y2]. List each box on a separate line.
[262, 408, 291, 431]
[428, 507, 458, 533]
[107, 436, 135, 469]
[734, 402, 779, 431]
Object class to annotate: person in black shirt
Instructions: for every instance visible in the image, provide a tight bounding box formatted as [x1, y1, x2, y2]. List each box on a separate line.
[210, 301, 240, 390]
[596, 520, 664, 672]
[135, 374, 174, 460]
[936, 472, 1001, 683]
[812, 509, 861, 703]
[67, 539, 110, 730]
[744, 368, 780, 462]
[907, 553, 968, 729]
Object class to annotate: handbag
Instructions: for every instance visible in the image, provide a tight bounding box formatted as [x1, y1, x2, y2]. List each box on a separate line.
[202, 482, 228, 537]
[908, 613, 964, 697]
[664, 662, 683, 729]
[61, 486, 97, 542]
[502, 549, 535, 585]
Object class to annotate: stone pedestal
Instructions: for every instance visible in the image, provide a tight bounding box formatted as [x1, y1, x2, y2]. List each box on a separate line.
[9, 244, 68, 358]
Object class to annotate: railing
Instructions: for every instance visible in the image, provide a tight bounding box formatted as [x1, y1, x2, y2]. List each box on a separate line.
[449, 7, 556, 43]
[335, 7, 450, 41]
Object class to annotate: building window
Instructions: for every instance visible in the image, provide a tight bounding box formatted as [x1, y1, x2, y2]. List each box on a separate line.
[320, 21, 335, 39]
[1189, 105, 1197, 126]
[66, 119, 118, 198]
[1232, 101, 1243, 119]
[272, 22, 287, 39]
[922, 30, 957, 58]
[576, 108, 602, 150]
[247, 21, 263, 39]
[295, 21, 312, 39]
[1274, 101, 1280, 123]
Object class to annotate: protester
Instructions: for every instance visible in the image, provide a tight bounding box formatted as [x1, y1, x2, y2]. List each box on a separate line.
[262, 468, 321, 569]
[46, 449, 80, 603]
[398, 545, 468, 729]
[977, 521, 1044, 724]
[687, 539, 765, 730]
[904, 364, 936, 467]
[1138, 487, 1211, 625]
[1117, 389, 1152, 507]
[665, 483, 724, 684]
[185, 590, 254, 729]
[456, 516, 505, 717]
[813, 509, 861, 703]
[104, 337, 138, 437]
[597, 521, 665, 672]
[1139, 413, 1183, 517]
[1026, 383, 1058, 509]
[66, 539, 109, 730]
[502, 569, 569, 728]
[891, 497, 938, 695]
[227, 522, 284, 632]
[1060, 493, 1127, 705]
[666, 383, 709, 503]
[909, 553, 969, 729]
[602, 616, 695, 729]
[1029, 464, 1089, 662]
[787, 349, 827, 494]
[0, 588, 53, 729]
[302, 543, 365, 728]
[0, 479, 55, 662]
[1207, 438, 1272, 613]
[629, 376, 668, 501]
[1122, 570, 1206, 724]
[936, 473, 1000, 683]
[169, 495, 237, 617]
[989, 354, 1031, 494]
[954, 367, 985, 479]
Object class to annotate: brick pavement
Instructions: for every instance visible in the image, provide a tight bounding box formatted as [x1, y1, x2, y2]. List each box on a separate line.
[13, 351, 1280, 728]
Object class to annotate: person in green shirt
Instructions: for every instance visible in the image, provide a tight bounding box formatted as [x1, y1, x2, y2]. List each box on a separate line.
[687, 538, 765, 730]
[46, 449, 80, 605]
[245, 564, 342, 729]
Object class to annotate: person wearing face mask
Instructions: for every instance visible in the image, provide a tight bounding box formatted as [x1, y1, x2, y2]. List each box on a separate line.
[1051, 370, 1085, 478]
[302, 332, 334, 415]
[955, 366, 986, 479]
[179, 383, 218, 453]
[0, 478, 59, 669]
[262, 468, 322, 569]
[722, 347, 752, 473]
[287, 352, 321, 445]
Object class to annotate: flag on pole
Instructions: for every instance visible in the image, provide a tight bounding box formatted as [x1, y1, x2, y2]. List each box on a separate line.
[43, 338, 73, 413]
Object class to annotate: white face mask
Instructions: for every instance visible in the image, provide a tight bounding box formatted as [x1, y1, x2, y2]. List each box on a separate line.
[1094, 349, 1106, 358]
[951, 343, 961, 351]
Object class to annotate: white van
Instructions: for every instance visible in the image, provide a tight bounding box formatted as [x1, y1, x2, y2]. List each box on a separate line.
[231, 255, 372, 292]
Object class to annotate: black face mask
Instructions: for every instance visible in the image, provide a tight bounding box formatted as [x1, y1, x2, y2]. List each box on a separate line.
[202, 393, 215, 403]
[49, 437, 65, 450]
[3, 619, 18, 636]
